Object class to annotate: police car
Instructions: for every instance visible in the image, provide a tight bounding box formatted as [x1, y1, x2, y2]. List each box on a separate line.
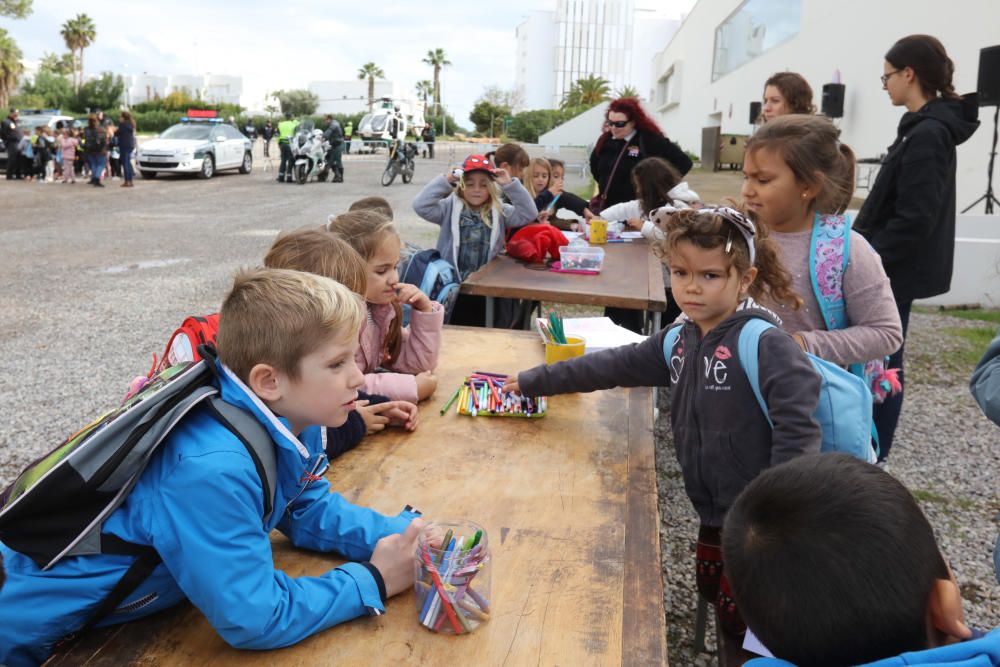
[136, 118, 252, 179]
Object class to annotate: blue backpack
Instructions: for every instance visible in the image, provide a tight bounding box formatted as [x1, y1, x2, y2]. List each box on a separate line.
[809, 213, 899, 403]
[663, 320, 877, 463]
[397, 244, 460, 326]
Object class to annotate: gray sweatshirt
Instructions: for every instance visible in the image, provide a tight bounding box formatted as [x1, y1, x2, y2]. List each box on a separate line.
[412, 175, 538, 270]
[518, 304, 822, 527]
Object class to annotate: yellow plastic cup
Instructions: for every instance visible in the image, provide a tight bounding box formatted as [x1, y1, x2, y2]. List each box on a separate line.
[545, 336, 586, 364]
[588, 218, 608, 244]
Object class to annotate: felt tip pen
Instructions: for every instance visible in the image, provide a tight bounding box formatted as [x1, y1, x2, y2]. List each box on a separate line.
[439, 386, 462, 416]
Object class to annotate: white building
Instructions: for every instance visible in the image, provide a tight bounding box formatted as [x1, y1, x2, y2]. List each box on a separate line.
[125, 74, 168, 105]
[515, 1, 679, 111]
[308, 80, 396, 115]
[650, 0, 1000, 306]
[123, 73, 243, 106]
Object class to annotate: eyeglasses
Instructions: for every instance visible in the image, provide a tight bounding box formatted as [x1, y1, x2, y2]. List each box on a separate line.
[880, 70, 902, 86]
[608, 120, 630, 128]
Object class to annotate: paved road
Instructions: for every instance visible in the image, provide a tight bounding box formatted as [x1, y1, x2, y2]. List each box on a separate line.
[0, 143, 589, 484]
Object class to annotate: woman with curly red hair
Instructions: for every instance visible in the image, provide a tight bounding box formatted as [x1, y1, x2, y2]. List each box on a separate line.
[589, 97, 693, 332]
[588, 97, 692, 213]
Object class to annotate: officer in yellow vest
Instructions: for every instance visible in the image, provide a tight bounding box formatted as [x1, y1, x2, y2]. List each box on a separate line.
[344, 120, 353, 154]
[276, 113, 298, 183]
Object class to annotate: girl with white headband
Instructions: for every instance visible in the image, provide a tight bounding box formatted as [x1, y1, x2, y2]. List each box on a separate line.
[503, 206, 823, 665]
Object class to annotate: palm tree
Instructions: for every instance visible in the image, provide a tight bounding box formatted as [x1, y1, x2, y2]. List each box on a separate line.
[422, 48, 451, 115]
[415, 80, 433, 108]
[615, 84, 640, 100]
[60, 13, 96, 92]
[561, 74, 611, 110]
[0, 28, 24, 110]
[356, 62, 385, 112]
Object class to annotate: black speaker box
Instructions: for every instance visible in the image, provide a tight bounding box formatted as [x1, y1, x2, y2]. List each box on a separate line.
[977, 45, 1000, 106]
[822, 83, 845, 118]
[749, 101, 762, 124]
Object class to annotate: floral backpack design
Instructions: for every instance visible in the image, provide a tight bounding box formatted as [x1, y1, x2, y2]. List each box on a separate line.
[810, 213, 901, 403]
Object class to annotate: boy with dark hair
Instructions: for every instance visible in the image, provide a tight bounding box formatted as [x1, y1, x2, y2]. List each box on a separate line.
[723, 453, 999, 667]
[348, 196, 394, 220]
[0, 269, 424, 666]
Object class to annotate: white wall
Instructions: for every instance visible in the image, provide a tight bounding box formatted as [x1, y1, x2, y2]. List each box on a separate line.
[651, 0, 998, 215]
[539, 102, 609, 146]
[203, 75, 242, 106]
[651, 0, 1000, 307]
[917, 215, 1000, 308]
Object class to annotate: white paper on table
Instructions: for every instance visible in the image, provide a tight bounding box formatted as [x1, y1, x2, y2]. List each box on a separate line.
[743, 628, 775, 657]
[561, 231, 583, 241]
[621, 231, 643, 239]
[537, 316, 647, 353]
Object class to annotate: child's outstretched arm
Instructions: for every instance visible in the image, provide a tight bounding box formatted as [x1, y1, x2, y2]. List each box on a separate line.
[756, 329, 823, 465]
[412, 173, 455, 226]
[506, 327, 672, 397]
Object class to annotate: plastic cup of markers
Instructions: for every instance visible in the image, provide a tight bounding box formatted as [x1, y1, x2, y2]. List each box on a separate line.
[545, 335, 586, 364]
[414, 520, 491, 635]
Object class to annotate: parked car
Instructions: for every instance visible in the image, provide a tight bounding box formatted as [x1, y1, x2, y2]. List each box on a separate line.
[135, 120, 252, 179]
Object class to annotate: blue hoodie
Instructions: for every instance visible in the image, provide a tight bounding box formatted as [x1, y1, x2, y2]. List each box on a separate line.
[747, 628, 1000, 667]
[0, 359, 417, 666]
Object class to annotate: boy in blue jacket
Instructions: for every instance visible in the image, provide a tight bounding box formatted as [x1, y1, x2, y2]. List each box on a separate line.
[722, 454, 999, 667]
[0, 268, 425, 666]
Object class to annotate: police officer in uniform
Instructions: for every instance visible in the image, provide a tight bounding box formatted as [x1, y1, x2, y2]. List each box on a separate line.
[322, 114, 344, 183]
[276, 113, 298, 183]
[262, 120, 275, 157]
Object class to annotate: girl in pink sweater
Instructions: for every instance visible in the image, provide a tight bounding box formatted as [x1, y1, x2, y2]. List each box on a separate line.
[59, 129, 78, 183]
[329, 210, 444, 403]
[741, 115, 903, 416]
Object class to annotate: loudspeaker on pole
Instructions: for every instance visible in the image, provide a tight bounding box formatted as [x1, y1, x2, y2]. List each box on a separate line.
[822, 83, 845, 118]
[749, 101, 762, 124]
[977, 45, 1000, 107]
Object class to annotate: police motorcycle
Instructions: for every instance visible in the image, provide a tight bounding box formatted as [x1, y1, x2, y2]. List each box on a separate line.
[291, 120, 331, 184]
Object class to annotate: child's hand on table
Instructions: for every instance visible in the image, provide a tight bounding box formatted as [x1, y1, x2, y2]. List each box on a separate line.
[371, 518, 425, 597]
[394, 282, 432, 313]
[626, 217, 643, 230]
[500, 375, 521, 395]
[415, 371, 438, 401]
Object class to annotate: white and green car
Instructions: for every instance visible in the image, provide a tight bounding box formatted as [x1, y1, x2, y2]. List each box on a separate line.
[136, 121, 252, 179]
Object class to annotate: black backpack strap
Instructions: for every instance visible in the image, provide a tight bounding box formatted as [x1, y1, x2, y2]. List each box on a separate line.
[206, 397, 278, 526]
[71, 534, 162, 636]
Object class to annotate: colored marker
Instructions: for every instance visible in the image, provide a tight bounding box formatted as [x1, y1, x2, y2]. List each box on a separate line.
[439, 386, 462, 416]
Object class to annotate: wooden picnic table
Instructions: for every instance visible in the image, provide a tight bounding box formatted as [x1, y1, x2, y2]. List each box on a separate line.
[46, 327, 666, 667]
[460, 240, 668, 330]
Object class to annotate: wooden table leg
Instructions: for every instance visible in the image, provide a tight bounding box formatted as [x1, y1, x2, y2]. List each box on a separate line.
[485, 296, 495, 327]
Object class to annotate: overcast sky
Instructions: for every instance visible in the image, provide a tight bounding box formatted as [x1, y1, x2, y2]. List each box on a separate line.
[5, 0, 696, 122]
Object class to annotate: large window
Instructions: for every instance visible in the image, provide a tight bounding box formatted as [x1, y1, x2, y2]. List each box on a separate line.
[712, 0, 801, 81]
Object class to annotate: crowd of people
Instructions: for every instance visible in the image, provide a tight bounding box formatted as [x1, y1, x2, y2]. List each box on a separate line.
[2, 109, 136, 187]
[0, 32, 998, 667]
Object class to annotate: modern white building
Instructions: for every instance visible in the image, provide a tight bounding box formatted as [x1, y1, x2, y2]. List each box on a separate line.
[308, 80, 396, 115]
[650, 0, 1000, 306]
[123, 73, 243, 106]
[515, 0, 679, 111]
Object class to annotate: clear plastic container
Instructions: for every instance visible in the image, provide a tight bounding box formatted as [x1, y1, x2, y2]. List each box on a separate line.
[559, 245, 605, 272]
[414, 520, 491, 635]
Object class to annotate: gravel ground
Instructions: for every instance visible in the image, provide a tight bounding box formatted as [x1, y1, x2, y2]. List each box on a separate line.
[659, 311, 1000, 666]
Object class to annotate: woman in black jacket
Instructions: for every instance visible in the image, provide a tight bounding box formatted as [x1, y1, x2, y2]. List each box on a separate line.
[117, 111, 136, 187]
[854, 34, 979, 462]
[589, 97, 692, 211]
[589, 97, 692, 332]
